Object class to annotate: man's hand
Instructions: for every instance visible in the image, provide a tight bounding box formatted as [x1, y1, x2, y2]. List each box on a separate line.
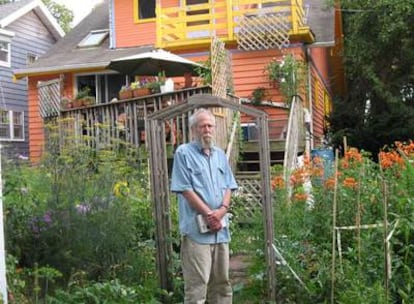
[206, 208, 227, 232]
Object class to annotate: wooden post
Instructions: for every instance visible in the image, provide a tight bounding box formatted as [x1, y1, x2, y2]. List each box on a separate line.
[330, 148, 340, 304]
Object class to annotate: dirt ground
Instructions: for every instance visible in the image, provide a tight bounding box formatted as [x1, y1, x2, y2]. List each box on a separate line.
[230, 254, 251, 285]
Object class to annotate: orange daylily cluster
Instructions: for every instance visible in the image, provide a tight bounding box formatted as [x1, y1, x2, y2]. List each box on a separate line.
[341, 147, 363, 170]
[379, 141, 414, 169]
[271, 175, 285, 189]
[271, 142, 413, 197]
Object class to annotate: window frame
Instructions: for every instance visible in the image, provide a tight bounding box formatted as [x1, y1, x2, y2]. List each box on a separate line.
[134, 0, 156, 23]
[27, 53, 38, 65]
[0, 29, 14, 67]
[77, 29, 109, 48]
[0, 110, 25, 141]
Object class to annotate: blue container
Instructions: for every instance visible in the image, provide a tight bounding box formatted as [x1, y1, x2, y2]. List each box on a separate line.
[311, 148, 334, 182]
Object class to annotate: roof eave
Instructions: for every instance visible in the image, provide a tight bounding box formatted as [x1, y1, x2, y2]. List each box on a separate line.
[0, 0, 64, 39]
[14, 63, 110, 79]
[307, 40, 336, 48]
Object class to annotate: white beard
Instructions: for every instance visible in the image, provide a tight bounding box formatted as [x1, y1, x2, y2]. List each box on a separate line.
[200, 136, 213, 149]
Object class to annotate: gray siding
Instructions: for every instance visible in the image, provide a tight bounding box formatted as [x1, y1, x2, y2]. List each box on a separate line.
[0, 10, 58, 160]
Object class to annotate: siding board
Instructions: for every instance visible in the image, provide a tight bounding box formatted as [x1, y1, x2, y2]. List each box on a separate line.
[1, 9, 58, 159]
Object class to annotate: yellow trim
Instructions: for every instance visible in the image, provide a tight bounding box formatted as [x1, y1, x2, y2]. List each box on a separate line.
[155, 0, 314, 49]
[14, 67, 107, 80]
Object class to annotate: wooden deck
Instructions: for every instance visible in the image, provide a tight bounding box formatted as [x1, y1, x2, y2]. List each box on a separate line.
[49, 86, 293, 174]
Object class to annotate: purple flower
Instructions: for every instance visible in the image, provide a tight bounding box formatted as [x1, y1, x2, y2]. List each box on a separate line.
[29, 211, 53, 235]
[76, 204, 91, 215]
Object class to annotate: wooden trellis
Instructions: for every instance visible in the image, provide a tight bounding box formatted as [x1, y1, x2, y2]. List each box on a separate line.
[237, 10, 290, 50]
[37, 78, 61, 118]
[234, 177, 262, 218]
[147, 93, 277, 301]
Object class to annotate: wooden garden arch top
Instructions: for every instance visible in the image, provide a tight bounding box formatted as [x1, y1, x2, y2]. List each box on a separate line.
[147, 93, 277, 301]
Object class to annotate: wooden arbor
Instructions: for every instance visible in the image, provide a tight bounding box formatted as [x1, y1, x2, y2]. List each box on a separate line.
[146, 94, 277, 301]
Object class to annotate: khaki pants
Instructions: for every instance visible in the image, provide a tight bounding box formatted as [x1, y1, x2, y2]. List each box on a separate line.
[181, 236, 232, 304]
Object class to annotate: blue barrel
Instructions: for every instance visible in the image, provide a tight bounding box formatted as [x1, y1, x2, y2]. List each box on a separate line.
[311, 148, 334, 182]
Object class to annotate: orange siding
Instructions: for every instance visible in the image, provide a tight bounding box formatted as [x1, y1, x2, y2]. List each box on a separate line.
[309, 48, 330, 81]
[308, 47, 334, 147]
[231, 47, 305, 100]
[28, 77, 45, 162]
[114, 0, 157, 47]
[28, 73, 74, 162]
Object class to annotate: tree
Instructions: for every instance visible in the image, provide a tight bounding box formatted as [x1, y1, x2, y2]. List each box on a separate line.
[0, 0, 73, 33]
[328, 0, 414, 157]
[42, 0, 73, 33]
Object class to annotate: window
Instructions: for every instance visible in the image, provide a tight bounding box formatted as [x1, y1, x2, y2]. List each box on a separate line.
[0, 110, 24, 141]
[0, 29, 14, 67]
[76, 73, 130, 104]
[137, 0, 155, 20]
[27, 53, 38, 64]
[78, 29, 109, 48]
[0, 40, 10, 66]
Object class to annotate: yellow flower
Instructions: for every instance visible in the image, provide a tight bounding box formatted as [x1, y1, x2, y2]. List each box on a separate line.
[113, 181, 130, 197]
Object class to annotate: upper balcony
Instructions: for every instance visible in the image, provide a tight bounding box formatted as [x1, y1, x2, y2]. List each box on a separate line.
[156, 0, 314, 51]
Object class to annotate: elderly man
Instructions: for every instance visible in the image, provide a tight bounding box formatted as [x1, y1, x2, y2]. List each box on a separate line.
[171, 108, 238, 303]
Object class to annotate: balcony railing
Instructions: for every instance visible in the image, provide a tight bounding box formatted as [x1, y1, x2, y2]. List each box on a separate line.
[156, 0, 313, 50]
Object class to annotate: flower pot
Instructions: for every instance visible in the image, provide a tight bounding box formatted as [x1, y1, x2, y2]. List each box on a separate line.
[119, 90, 133, 100]
[132, 88, 151, 97]
[72, 99, 84, 108]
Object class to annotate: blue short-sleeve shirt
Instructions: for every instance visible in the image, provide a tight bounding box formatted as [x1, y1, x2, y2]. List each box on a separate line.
[171, 141, 238, 244]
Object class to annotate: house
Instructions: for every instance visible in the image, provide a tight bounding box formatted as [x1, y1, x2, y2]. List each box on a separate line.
[0, 0, 64, 159]
[13, 0, 344, 169]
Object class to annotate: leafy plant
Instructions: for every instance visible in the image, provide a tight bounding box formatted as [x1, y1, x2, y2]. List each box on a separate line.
[251, 87, 266, 105]
[75, 86, 91, 100]
[195, 56, 212, 85]
[265, 54, 306, 105]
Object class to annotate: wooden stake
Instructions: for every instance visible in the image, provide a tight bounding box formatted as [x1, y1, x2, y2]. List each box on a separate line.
[330, 148, 340, 304]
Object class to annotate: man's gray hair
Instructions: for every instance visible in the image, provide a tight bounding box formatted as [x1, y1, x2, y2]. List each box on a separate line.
[189, 108, 216, 129]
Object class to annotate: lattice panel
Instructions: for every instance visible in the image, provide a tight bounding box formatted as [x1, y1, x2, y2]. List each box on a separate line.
[234, 177, 262, 219]
[211, 36, 227, 98]
[38, 79, 61, 118]
[237, 12, 290, 50]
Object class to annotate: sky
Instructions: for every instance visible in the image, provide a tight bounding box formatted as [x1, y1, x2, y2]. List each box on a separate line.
[54, 0, 104, 27]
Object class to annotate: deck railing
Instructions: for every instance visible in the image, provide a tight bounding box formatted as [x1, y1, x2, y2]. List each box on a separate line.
[156, 0, 313, 49]
[57, 87, 213, 153]
[49, 87, 292, 173]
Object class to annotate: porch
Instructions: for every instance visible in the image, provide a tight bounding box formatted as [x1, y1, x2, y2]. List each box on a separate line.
[48, 87, 291, 174]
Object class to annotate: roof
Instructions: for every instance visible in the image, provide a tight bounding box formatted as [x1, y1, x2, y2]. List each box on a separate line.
[13, 0, 336, 78]
[13, 0, 154, 78]
[0, 0, 64, 39]
[306, 0, 335, 46]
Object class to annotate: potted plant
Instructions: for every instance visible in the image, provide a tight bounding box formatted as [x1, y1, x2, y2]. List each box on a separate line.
[131, 78, 151, 97]
[82, 96, 96, 107]
[251, 87, 267, 105]
[73, 86, 92, 108]
[119, 85, 132, 100]
[264, 54, 306, 105]
[61, 97, 73, 109]
[146, 81, 161, 94]
[157, 71, 167, 93]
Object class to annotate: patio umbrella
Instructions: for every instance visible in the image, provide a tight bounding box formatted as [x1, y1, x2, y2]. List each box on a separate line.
[107, 49, 207, 77]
